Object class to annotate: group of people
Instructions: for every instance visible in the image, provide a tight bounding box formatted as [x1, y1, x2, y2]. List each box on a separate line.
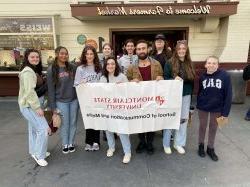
[18, 34, 233, 167]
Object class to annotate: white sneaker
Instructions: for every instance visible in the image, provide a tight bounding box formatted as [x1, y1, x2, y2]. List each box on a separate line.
[122, 153, 131, 164]
[31, 156, 48, 167]
[62, 145, 69, 154]
[68, 144, 76, 153]
[85, 144, 93, 151]
[45, 152, 50, 158]
[36, 159, 48, 167]
[164, 147, 172, 154]
[31, 152, 50, 160]
[106, 148, 115, 157]
[174, 145, 185, 154]
[92, 143, 100, 151]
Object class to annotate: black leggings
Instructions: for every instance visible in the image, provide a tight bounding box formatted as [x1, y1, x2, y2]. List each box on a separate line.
[138, 132, 155, 145]
[85, 129, 100, 145]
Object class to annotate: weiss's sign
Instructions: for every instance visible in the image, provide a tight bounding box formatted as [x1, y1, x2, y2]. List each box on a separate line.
[0, 18, 53, 33]
[76, 80, 183, 134]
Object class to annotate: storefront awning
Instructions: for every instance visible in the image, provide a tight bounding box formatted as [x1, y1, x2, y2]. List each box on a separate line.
[70, 2, 239, 21]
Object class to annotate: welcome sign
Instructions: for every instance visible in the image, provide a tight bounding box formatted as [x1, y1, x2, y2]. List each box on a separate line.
[76, 80, 183, 134]
[97, 5, 211, 16]
[71, 2, 239, 20]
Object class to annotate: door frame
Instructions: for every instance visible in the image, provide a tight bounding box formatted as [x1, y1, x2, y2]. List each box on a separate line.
[109, 27, 189, 53]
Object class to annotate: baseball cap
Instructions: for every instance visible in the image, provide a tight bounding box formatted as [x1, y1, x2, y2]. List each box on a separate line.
[155, 34, 166, 40]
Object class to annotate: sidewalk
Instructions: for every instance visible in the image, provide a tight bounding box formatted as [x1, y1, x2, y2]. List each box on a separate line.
[0, 97, 249, 187]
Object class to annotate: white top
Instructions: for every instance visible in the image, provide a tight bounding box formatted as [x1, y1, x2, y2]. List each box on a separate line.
[100, 73, 128, 83]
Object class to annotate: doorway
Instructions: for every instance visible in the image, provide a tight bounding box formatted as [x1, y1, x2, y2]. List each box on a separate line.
[110, 27, 188, 58]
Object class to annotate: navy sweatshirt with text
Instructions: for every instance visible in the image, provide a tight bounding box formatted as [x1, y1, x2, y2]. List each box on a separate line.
[197, 69, 232, 117]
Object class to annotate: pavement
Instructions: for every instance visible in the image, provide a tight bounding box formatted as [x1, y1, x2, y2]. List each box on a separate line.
[0, 96, 249, 187]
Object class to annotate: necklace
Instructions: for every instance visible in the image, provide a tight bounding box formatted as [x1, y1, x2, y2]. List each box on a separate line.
[140, 61, 149, 67]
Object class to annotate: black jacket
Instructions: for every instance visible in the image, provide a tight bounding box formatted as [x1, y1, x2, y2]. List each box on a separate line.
[243, 64, 250, 81]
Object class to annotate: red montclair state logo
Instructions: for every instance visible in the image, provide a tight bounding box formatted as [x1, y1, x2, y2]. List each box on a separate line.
[155, 96, 165, 106]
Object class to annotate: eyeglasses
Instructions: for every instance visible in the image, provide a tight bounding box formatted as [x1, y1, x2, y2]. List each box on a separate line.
[177, 40, 188, 45]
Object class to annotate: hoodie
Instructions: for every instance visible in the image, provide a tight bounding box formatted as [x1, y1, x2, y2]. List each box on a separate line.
[197, 69, 232, 117]
[18, 66, 40, 111]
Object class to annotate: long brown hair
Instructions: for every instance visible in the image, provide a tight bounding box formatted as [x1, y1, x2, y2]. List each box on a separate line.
[52, 46, 73, 85]
[171, 41, 195, 80]
[20, 48, 43, 75]
[80, 45, 101, 73]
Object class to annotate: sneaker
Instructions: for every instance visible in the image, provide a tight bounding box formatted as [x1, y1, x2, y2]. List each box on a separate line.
[106, 148, 115, 157]
[170, 135, 174, 141]
[45, 152, 50, 158]
[146, 143, 155, 155]
[245, 116, 250, 121]
[92, 143, 100, 151]
[174, 145, 185, 154]
[68, 144, 75, 153]
[207, 147, 218, 161]
[164, 147, 172, 154]
[31, 156, 48, 167]
[62, 145, 69, 154]
[85, 144, 93, 151]
[36, 159, 48, 167]
[198, 143, 206, 158]
[31, 152, 50, 159]
[136, 142, 146, 153]
[122, 153, 131, 164]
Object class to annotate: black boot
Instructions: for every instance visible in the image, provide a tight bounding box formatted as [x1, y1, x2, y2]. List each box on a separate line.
[207, 147, 218, 161]
[146, 143, 155, 155]
[198, 143, 205, 158]
[136, 142, 146, 153]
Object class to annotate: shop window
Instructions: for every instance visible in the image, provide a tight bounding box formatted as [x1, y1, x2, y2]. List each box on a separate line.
[0, 17, 56, 71]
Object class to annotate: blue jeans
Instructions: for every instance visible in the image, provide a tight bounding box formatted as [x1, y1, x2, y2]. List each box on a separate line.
[56, 99, 79, 146]
[105, 131, 131, 154]
[20, 107, 48, 160]
[163, 95, 191, 147]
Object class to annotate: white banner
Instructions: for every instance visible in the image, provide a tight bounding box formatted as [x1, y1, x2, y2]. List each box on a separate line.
[76, 80, 183, 134]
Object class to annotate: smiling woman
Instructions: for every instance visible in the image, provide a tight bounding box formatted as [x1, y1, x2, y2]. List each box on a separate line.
[47, 46, 79, 155]
[18, 48, 50, 167]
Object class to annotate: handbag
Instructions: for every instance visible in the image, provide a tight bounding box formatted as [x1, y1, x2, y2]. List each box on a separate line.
[44, 110, 61, 134]
[52, 113, 62, 128]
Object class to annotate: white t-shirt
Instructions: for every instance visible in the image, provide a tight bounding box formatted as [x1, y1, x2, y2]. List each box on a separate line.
[100, 73, 128, 83]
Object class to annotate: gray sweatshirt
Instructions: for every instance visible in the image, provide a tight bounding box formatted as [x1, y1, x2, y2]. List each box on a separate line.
[74, 65, 101, 86]
[100, 73, 128, 83]
[47, 64, 77, 110]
